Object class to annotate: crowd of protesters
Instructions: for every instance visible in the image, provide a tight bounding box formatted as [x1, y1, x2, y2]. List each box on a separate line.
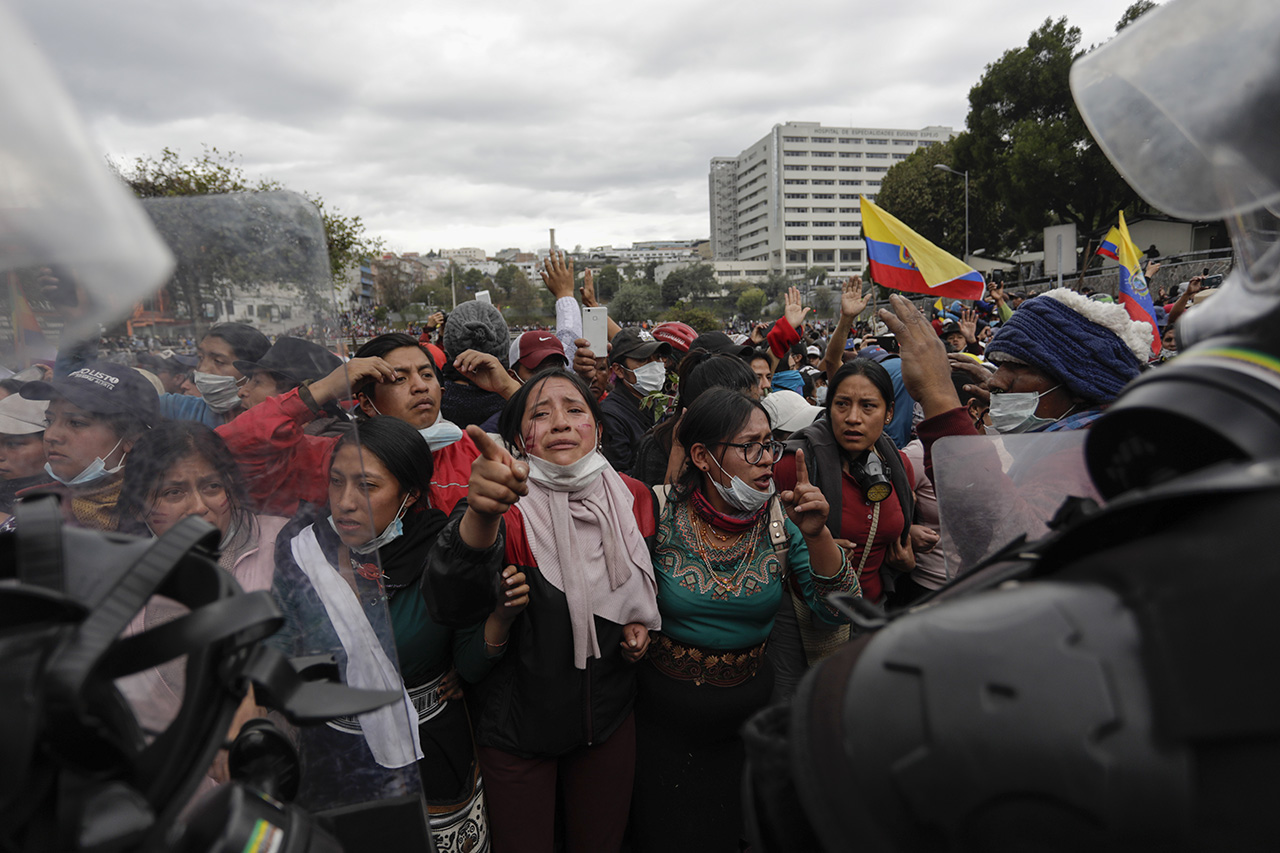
[0, 247, 1193, 853]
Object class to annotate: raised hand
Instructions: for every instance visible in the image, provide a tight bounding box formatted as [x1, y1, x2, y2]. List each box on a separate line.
[989, 282, 1006, 304]
[779, 448, 829, 538]
[841, 276, 870, 319]
[466, 425, 529, 518]
[453, 349, 520, 398]
[540, 250, 575, 299]
[784, 286, 811, 330]
[620, 622, 650, 663]
[947, 352, 993, 411]
[572, 337, 599, 386]
[581, 268, 598, 307]
[310, 356, 397, 406]
[749, 322, 768, 344]
[426, 311, 445, 331]
[878, 294, 959, 419]
[959, 308, 978, 344]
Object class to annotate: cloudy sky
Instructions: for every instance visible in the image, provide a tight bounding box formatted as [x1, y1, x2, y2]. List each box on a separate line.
[15, 0, 1142, 256]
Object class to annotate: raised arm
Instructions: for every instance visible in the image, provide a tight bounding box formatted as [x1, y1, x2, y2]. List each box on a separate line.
[458, 425, 529, 549]
[821, 277, 869, 380]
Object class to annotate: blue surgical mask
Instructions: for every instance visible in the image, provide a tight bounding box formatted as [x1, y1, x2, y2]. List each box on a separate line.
[708, 453, 776, 513]
[332, 493, 410, 555]
[44, 437, 126, 487]
[988, 385, 1063, 434]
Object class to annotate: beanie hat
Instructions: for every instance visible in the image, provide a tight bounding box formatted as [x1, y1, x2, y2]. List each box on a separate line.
[443, 300, 510, 366]
[984, 289, 1151, 403]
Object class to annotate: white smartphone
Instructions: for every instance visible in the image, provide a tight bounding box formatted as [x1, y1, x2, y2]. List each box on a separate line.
[475, 290, 492, 304]
[583, 306, 609, 355]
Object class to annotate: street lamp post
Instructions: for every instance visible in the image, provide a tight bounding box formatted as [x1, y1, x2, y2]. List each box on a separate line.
[934, 164, 969, 262]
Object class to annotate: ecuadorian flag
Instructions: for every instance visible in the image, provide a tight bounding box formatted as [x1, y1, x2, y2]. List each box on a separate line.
[1097, 232, 1120, 260]
[861, 197, 985, 301]
[1101, 212, 1160, 356]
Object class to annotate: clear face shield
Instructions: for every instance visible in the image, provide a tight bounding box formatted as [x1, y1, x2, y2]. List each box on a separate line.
[0, 5, 438, 847]
[1070, 0, 1280, 347]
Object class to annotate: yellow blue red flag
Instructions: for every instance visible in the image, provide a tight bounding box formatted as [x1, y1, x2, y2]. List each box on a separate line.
[1097, 212, 1160, 355]
[860, 197, 985, 301]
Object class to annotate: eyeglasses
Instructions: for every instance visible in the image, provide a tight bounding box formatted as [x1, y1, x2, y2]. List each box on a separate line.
[715, 440, 786, 465]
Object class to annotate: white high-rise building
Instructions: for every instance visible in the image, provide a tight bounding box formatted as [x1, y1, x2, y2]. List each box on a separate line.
[709, 121, 956, 278]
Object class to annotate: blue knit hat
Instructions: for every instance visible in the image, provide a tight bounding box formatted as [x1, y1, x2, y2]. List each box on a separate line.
[984, 289, 1153, 403]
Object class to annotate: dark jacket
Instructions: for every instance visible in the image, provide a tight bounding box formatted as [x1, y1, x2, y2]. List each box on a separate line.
[600, 388, 654, 475]
[424, 476, 658, 758]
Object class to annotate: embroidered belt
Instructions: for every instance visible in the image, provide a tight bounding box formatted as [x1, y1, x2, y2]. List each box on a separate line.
[327, 671, 448, 735]
[648, 634, 766, 687]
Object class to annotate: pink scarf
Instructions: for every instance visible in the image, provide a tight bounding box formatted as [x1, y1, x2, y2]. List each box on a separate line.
[521, 467, 661, 669]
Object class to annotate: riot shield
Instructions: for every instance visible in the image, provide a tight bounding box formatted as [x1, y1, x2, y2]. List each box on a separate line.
[0, 9, 464, 851]
[932, 432, 1102, 578]
[117, 190, 440, 848]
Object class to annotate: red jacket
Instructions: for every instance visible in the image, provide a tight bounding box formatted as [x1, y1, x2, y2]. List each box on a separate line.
[766, 315, 801, 360]
[217, 387, 479, 517]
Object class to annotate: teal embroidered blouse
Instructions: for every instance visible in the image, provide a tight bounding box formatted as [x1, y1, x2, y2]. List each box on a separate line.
[652, 497, 851, 650]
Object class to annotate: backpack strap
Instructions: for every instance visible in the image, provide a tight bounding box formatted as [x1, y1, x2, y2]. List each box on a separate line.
[768, 498, 790, 576]
[653, 484, 672, 517]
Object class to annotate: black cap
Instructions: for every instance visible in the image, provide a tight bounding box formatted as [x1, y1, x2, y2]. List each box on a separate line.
[609, 327, 672, 365]
[22, 360, 160, 427]
[234, 337, 342, 385]
[138, 350, 197, 373]
[941, 321, 962, 336]
[689, 331, 754, 358]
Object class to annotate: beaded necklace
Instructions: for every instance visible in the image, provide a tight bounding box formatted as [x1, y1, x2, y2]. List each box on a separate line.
[682, 499, 766, 596]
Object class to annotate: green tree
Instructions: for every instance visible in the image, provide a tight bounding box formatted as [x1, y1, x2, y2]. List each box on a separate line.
[659, 263, 717, 305]
[494, 264, 521, 299]
[804, 266, 828, 287]
[661, 304, 721, 333]
[761, 271, 793, 302]
[460, 266, 488, 298]
[595, 265, 623, 300]
[736, 286, 767, 321]
[811, 285, 834, 317]
[1115, 0, 1157, 32]
[611, 282, 659, 324]
[953, 17, 1143, 255]
[374, 259, 416, 312]
[115, 146, 382, 279]
[875, 136, 972, 257]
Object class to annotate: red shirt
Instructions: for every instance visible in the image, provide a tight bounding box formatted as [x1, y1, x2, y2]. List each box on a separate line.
[774, 449, 914, 603]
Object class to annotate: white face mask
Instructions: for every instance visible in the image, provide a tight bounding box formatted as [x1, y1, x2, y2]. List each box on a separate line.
[418, 417, 464, 452]
[332, 493, 410, 555]
[630, 362, 666, 395]
[525, 447, 609, 492]
[815, 385, 828, 406]
[45, 437, 126, 487]
[193, 371, 244, 412]
[707, 452, 776, 514]
[988, 385, 1063, 434]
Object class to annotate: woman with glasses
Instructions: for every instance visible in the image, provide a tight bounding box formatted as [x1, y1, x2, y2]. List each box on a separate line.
[631, 387, 855, 853]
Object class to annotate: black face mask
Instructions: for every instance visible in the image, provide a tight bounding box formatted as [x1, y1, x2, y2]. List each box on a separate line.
[852, 447, 893, 503]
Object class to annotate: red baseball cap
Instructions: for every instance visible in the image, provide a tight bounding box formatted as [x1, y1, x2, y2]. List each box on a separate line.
[509, 331, 567, 371]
